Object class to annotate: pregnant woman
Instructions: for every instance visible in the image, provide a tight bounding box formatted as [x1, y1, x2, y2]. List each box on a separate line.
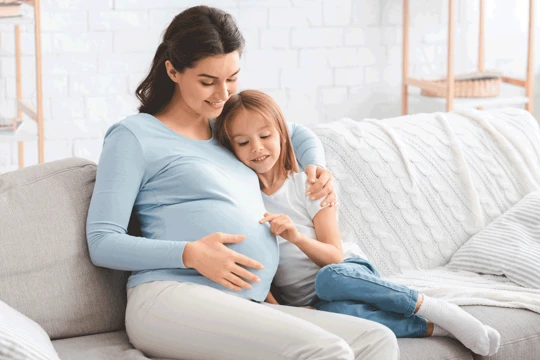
[86, 5, 399, 360]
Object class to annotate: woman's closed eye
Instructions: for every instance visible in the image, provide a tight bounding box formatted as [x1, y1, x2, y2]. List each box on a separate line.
[201, 78, 237, 87]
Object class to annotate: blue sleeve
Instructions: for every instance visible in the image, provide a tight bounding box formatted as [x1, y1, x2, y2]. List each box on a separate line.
[86, 124, 187, 271]
[287, 122, 326, 169]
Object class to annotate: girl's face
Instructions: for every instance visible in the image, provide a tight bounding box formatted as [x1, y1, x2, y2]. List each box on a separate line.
[228, 109, 282, 175]
[171, 51, 240, 119]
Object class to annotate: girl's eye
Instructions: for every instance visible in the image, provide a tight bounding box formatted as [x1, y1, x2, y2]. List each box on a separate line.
[238, 141, 248, 146]
[260, 135, 270, 139]
[201, 82, 213, 87]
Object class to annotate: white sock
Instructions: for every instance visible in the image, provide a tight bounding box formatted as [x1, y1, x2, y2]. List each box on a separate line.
[431, 324, 451, 337]
[486, 325, 501, 356]
[416, 296, 491, 356]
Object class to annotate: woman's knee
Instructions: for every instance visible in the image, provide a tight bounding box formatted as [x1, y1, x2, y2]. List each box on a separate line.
[297, 335, 354, 360]
[357, 323, 400, 359]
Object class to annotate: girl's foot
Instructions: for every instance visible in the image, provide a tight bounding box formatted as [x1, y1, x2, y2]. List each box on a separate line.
[416, 296, 499, 356]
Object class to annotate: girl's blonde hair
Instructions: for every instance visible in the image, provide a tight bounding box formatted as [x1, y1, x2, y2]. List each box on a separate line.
[216, 89, 298, 173]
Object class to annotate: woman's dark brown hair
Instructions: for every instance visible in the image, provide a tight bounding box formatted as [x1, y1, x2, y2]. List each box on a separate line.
[136, 6, 245, 114]
[215, 90, 299, 174]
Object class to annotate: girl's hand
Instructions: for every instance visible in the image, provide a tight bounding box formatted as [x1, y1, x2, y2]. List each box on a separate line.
[183, 232, 264, 291]
[304, 165, 337, 208]
[260, 212, 301, 244]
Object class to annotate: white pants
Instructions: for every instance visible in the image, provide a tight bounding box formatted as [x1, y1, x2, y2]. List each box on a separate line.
[125, 281, 399, 360]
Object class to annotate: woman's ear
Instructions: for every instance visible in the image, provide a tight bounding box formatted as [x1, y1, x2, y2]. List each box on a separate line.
[165, 60, 179, 83]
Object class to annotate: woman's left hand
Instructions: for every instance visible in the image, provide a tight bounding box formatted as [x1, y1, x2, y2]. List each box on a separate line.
[304, 165, 336, 208]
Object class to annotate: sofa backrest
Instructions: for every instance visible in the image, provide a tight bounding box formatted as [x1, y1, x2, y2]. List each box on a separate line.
[0, 157, 129, 340]
[313, 108, 540, 277]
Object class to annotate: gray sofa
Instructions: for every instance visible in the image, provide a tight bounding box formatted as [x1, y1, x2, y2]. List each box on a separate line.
[1, 112, 540, 359]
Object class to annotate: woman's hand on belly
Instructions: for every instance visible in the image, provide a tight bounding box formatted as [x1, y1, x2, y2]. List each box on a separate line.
[183, 232, 264, 291]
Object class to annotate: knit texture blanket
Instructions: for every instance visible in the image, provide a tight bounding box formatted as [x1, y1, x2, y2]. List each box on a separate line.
[312, 108, 540, 313]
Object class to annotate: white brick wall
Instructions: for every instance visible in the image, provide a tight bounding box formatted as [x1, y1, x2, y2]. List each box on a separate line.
[0, 0, 538, 171]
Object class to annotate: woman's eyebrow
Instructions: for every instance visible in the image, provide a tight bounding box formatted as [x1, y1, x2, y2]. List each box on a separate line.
[198, 69, 241, 79]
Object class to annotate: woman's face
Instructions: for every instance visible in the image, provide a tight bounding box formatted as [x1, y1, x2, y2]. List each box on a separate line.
[170, 51, 240, 119]
[228, 110, 282, 175]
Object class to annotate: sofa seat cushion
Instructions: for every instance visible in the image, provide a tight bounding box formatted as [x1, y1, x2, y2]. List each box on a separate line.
[397, 337, 473, 360]
[462, 306, 540, 360]
[52, 331, 154, 360]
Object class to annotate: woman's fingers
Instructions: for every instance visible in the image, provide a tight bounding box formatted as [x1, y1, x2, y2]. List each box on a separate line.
[304, 164, 317, 183]
[223, 272, 253, 290]
[319, 189, 337, 207]
[231, 264, 261, 284]
[220, 277, 243, 291]
[306, 168, 332, 199]
[233, 251, 264, 271]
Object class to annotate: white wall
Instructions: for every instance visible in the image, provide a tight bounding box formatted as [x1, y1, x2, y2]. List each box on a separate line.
[0, 0, 538, 172]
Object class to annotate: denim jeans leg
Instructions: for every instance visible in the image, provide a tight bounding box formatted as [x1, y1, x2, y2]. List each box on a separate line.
[315, 257, 419, 317]
[314, 299, 428, 338]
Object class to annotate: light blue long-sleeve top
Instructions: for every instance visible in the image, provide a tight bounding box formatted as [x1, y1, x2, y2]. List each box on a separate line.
[86, 113, 326, 302]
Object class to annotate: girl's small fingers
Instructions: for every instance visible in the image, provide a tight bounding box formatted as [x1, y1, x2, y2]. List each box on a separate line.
[260, 214, 280, 224]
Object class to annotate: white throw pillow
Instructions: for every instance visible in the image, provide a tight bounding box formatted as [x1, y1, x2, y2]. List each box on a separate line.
[447, 191, 540, 289]
[0, 300, 60, 360]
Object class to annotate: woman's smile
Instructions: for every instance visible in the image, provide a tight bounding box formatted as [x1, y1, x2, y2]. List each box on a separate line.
[205, 100, 226, 109]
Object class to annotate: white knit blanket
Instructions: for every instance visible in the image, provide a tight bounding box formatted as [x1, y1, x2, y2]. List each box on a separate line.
[312, 107, 540, 313]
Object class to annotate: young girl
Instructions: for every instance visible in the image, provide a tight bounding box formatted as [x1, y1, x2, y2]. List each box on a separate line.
[215, 89, 501, 357]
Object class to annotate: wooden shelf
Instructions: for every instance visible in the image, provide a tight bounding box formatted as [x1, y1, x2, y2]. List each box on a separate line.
[0, 16, 34, 25]
[0, 0, 44, 168]
[408, 93, 529, 110]
[402, 0, 534, 114]
[405, 78, 530, 110]
[0, 129, 37, 143]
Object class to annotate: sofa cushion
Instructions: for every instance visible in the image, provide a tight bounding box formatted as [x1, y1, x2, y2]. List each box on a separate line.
[397, 337, 473, 360]
[462, 306, 540, 360]
[0, 158, 129, 340]
[52, 331, 153, 360]
[0, 300, 60, 360]
[447, 190, 540, 289]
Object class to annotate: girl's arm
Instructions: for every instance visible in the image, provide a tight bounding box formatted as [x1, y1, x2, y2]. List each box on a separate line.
[86, 124, 188, 271]
[260, 208, 343, 268]
[293, 206, 343, 267]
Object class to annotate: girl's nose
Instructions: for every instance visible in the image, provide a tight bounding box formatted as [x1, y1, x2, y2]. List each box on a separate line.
[251, 140, 263, 152]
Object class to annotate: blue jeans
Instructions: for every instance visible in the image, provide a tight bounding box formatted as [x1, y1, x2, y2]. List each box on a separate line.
[312, 257, 428, 338]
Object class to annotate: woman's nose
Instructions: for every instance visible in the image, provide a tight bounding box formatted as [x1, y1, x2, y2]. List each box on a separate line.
[216, 82, 229, 101]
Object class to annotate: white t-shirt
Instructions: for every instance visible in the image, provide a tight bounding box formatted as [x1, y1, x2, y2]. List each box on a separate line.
[262, 172, 366, 306]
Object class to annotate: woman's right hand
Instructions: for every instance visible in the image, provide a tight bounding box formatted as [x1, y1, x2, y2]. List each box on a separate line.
[182, 232, 264, 291]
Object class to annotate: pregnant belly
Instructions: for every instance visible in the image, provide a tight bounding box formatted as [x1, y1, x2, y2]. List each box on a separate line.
[146, 201, 279, 283]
